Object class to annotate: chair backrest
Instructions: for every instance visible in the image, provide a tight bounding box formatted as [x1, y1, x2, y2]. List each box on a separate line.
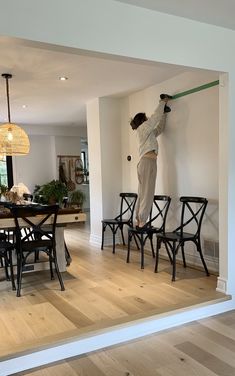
[146, 195, 171, 231]
[9, 204, 59, 248]
[174, 196, 208, 237]
[115, 193, 138, 226]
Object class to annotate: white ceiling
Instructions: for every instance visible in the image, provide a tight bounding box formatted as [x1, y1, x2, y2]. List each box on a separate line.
[116, 0, 235, 30]
[0, 38, 190, 127]
[0, 0, 226, 129]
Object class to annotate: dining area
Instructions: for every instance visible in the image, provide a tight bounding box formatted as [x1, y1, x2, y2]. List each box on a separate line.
[0, 197, 86, 297]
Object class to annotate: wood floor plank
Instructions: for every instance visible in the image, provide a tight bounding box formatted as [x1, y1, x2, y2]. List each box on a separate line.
[176, 341, 235, 376]
[39, 290, 94, 328]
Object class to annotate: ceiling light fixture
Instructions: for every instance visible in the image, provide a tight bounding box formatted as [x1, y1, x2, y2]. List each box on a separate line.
[59, 76, 68, 81]
[0, 73, 30, 156]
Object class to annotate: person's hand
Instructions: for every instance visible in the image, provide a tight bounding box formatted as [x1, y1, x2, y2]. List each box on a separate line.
[160, 94, 172, 103]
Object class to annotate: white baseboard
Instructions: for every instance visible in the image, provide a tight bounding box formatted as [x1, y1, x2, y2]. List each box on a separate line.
[89, 233, 121, 247]
[216, 277, 227, 293]
[89, 233, 102, 246]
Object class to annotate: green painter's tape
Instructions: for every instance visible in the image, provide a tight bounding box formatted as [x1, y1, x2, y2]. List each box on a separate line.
[172, 80, 219, 99]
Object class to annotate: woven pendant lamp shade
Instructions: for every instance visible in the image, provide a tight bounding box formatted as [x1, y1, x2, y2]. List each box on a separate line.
[0, 123, 30, 155]
[0, 73, 30, 156]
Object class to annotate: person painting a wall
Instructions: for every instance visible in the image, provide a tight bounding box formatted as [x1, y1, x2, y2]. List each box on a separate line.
[130, 94, 172, 229]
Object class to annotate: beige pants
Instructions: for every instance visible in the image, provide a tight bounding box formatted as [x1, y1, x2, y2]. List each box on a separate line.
[135, 156, 157, 224]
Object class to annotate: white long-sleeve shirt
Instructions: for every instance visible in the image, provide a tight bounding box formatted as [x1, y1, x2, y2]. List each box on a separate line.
[137, 101, 166, 159]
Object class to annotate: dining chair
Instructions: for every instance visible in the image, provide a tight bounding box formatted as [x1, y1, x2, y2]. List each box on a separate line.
[101, 192, 138, 254]
[9, 204, 65, 297]
[155, 196, 210, 281]
[127, 195, 171, 269]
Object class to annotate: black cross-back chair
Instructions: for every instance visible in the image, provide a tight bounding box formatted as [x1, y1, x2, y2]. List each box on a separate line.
[127, 195, 171, 269]
[155, 196, 210, 281]
[101, 193, 138, 254]
[9, 204, 65, 297]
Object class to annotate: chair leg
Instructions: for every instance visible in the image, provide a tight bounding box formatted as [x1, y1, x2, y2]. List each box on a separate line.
[181, 243, 187, 267]
[16, 253, 23, 297]
[164, 242, 173, 264]
[149, 234, 155, 258]
[133, 234, 140, 250]
[49, 251, 54, 280]
[101, 223, 105, 250]
[120, 225, 125, 246]
[112, 226, 116, 254]
[172, 242, 177, 282]
[4, 257, 10, 281]
[140, 233, 144, 269]
[64, 241, 72, 266]
[34, 250, 40, 262]
[154, 237, 161, 273]
[196, 239, 210, 276]
[53, 248, 65, 291]
[127, 231, 131, 263]
[8, 251, 16, 291]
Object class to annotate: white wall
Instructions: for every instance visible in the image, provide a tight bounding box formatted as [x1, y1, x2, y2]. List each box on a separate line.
[87, 99, 103, 243]
[121, 70, 219, 269]
[55, 136, 81, 157]
[14, 135, 55, 194]
[87, 97, 122, 243]
[100, 97, 122, 218]
[13, 125, 87, 196]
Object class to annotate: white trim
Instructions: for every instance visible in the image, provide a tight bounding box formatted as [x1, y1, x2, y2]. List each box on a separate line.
[1, 297, 234, 376]
[89, 233, 121, 247]
[216, 277, 227, 293]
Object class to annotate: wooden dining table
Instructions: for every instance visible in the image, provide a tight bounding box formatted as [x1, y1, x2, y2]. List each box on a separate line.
[0, 206, 86, 272]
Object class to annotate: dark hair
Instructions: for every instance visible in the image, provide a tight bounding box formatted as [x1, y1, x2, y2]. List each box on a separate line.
[130, 112, 147, 130]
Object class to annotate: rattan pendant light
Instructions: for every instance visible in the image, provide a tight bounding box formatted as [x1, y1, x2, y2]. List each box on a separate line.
[0, 73, 30, 155]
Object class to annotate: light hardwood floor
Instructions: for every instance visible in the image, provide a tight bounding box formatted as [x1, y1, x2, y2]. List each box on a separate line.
[0, 221, 225, 360]
[15, 309, 235, 376]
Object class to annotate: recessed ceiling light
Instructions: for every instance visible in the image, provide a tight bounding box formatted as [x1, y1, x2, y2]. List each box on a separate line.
[59, 76, 68, 81]
[22, 104, 27, 108]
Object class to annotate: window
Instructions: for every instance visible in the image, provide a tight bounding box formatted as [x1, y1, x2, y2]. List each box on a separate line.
[0, 156, 13, 188]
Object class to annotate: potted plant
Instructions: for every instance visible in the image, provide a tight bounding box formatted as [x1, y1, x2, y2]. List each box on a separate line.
[0, 184, 8, 198]
[34, 180, 68, 206]
[68, 189, 86, 210]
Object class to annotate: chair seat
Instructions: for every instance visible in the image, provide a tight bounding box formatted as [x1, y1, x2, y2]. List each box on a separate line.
[102, 219, 130, 225]
[158, 231, 196, 241]
[129, 226, 161, 234]
[21, 239, 53, 252]
[0, 241, 14, 251]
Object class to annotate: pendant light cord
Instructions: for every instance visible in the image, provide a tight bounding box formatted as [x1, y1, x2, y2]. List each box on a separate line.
[5, 75, 11, 123]
[2, 73, 12, 123]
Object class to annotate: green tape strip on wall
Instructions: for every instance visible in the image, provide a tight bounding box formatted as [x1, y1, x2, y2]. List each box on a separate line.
[172, 80, 219, 100]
